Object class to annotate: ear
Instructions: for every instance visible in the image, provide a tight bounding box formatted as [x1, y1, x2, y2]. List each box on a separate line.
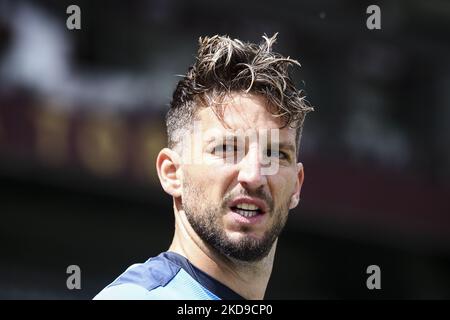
[289, 162, 304, 210]
[156, 148, 182, 198]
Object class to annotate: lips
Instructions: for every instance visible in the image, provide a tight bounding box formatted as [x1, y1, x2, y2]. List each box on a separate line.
[228, 197, 268, 218]
[233, 206, 259, 218]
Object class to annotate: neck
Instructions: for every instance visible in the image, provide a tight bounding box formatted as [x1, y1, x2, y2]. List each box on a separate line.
[168, 207, 276, 300]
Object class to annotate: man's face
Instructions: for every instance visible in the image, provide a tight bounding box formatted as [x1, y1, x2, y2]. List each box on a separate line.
[180, 93, 303, 262]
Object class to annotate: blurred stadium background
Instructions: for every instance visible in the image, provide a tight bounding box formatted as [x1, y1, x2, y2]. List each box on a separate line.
[0, 0, 449, 299]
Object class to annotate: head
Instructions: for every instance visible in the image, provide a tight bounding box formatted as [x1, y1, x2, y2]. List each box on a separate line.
[157, 34, 313, 262]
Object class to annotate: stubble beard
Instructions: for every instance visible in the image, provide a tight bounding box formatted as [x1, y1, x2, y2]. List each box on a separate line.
[182, 174, 290, 262]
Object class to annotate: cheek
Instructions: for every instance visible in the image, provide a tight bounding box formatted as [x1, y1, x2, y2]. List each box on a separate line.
[269, 169, 297, 203]
[185, 164, 235, 199]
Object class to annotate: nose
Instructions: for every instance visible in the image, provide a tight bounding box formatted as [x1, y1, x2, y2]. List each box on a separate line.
[237, 144, 267, 190]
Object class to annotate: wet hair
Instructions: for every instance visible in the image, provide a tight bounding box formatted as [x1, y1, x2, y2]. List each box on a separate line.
[166, 33, 314, 155]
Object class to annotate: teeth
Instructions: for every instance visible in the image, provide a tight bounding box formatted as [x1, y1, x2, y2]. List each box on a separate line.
[236, 203, 259, 211]
[235, 209, 258, 218]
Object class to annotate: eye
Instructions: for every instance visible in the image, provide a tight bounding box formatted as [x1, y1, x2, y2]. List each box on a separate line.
[213, 144, 236, 155]
[266, 149, 288, 160]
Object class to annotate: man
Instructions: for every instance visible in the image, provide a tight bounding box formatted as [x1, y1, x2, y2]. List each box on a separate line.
[94, 33, 313, 300]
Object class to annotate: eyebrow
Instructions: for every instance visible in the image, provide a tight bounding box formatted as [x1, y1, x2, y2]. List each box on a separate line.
[274, 142, 296, 154]
[205, 134, 238, 144]
[205, 134, 296, 153]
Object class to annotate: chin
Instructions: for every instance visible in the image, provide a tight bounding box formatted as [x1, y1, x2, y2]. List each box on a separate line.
[226, 230, 265, 242]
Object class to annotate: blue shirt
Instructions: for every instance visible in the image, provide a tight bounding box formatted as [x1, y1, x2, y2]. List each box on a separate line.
[94, 251, 244, 300]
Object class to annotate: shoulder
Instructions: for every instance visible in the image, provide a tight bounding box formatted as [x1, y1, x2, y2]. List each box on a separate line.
[93, 253, 180, 300]
[93, 253, 220, 300]
[109, 255, 181, 292]
[93, 282, 153, 300]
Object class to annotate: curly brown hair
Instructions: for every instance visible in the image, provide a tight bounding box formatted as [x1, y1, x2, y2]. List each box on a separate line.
[166, 33, 314, 156]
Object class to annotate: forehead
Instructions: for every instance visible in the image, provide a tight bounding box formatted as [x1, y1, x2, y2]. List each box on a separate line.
[196, 93, 296, 140]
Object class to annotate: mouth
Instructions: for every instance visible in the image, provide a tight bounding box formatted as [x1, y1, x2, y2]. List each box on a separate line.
[230, 203, 263, 218]
[227, 197, 268, 223]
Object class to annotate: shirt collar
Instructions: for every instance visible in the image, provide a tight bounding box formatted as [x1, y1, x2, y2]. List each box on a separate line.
[161, 251, 245, 300]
